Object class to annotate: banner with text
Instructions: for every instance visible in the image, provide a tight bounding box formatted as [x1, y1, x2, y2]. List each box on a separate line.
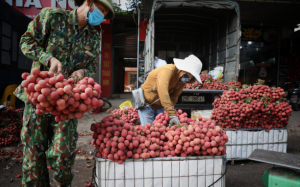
[3, 0, 110, 23]
[242, 26, 263, 41]
[101, 32, 112, 97]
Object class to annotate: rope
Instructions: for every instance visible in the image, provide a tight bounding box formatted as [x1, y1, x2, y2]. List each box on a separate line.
[91, 149, 98, 187]
[207, 159, 227, 187]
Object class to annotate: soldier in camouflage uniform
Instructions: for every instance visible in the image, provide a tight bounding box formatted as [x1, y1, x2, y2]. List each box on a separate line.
[14, 0, 114, 186]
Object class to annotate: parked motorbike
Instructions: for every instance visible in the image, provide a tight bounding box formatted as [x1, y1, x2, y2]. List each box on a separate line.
[285, 81, 300, 111]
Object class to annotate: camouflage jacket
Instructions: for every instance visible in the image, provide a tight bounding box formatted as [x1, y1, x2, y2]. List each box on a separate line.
[15, 8, 101, 102]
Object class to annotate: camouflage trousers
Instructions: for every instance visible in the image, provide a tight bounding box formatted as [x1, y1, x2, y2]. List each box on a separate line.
[21, 102, 78, 187]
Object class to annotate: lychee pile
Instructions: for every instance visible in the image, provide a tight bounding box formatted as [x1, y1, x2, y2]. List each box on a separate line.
[90, 110, 228, 164]
[21, 68, 103, 122]
[185, 74, 241, 90]
[112, 107, 139, 125]
[211, 85, 292, 131]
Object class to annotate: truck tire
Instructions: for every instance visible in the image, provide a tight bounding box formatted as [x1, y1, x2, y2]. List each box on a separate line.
[292, 103, 300, 111]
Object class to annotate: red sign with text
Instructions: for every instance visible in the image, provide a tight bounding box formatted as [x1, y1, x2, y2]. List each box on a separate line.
[101, 32, 112, 97]
[139, 20, 148, 41]
[2, 0, 110, 23]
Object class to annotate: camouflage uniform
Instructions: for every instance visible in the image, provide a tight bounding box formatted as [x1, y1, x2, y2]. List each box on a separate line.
[14, 7, 100, 187]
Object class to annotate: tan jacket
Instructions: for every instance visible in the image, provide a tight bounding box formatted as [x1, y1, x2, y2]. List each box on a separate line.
[141, 64, 195, 116]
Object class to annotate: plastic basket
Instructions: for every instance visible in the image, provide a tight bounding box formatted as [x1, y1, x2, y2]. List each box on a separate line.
[225, 127, 287, 160]
[95, 155, 226, 187]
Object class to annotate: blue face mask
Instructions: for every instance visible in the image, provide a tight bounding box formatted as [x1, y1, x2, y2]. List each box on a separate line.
[86, 4, 104, 26]
[179, 74, 191, 83]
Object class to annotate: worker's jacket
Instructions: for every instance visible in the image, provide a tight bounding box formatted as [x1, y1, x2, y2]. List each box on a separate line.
[141, 64, 195, 116]
[14, 7, 100, 103]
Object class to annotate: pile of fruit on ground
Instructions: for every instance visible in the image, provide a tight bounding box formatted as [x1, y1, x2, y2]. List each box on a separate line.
[211, 85, 292, 131]
[0, 107, 23, 147]
[0, 149, 23, 163]
[185, 74, 241, 90]
[90, 110, 228, 164]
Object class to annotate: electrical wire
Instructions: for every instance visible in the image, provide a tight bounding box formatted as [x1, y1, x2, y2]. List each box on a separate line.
[133, 9, 138, 26]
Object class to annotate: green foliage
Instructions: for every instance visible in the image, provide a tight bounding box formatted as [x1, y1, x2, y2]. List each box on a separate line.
[242, 84, 250, 89]
[244, 97, 253, 104]
[113, 3, 122, 13]
[113, 3, 134, 16]
[231, 100, 238, 104]
[205, 77, 212, 83]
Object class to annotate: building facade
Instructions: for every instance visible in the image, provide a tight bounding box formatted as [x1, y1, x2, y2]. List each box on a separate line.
[3, 0, 300, 99]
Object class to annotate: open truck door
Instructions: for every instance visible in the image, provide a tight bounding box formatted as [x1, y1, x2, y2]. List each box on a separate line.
[142, 0, 241, 82]
[140, 0, 241, 116]
[142, 5, 155, 74]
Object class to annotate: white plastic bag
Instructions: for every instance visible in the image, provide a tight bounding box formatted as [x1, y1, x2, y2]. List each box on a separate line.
[214, 66, 224, 72]
[208, 66, 223, 79]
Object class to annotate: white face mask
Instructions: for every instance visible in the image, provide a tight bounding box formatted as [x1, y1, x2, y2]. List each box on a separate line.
[179, 74, 191, 83]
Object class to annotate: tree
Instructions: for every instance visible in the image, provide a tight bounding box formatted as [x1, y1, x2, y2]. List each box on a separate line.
[112, 3, 122, 13]
[125, 0, 141, 10]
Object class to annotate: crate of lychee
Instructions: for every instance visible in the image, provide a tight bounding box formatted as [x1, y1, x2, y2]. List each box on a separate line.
[20, 68, 104, 122]
[91, 110, 228, 187]
[211, 85, 291, 160]
[175, 74, 241, 116]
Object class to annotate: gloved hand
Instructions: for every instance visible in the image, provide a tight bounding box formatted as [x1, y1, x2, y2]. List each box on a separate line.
[169, 116, 180, 127]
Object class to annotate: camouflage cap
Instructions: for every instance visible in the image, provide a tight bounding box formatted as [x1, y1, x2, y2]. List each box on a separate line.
[75, 0, 115, 19]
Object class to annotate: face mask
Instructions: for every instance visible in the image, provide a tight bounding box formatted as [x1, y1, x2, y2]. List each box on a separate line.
[179, 74, 191, 83]
[85, 4, 104, 26]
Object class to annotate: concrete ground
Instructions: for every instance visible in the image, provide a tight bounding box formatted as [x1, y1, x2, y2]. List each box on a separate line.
[0, 95, 299, 187]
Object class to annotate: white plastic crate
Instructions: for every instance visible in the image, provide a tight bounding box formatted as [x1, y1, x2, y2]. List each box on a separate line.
[225, 128, 287, 160]
[95, 155, 226, 187]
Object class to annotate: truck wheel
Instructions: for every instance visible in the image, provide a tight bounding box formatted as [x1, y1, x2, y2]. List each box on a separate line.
[292, 103, 300, 111]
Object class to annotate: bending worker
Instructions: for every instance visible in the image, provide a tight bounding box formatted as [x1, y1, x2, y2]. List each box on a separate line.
[13, 0, 114, 186]
[138, 56, 168, 118]
[139, 54, 202, 127]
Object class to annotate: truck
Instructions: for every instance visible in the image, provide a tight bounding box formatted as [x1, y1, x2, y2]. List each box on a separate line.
[138, 0, 241, 117]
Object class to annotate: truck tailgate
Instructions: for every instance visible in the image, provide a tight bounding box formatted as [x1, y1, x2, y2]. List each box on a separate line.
[175, 89, 225, 110]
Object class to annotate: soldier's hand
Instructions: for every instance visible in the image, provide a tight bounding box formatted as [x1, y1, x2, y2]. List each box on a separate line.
[49, 57, 63, 74]
[71, 70, 85, 78]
